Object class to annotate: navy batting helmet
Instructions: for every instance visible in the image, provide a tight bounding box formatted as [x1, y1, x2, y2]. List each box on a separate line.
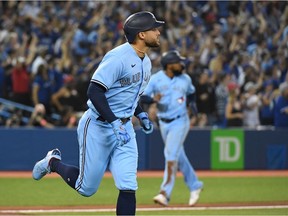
[161, 50, 186, 68]
[123, 11, 164, 43]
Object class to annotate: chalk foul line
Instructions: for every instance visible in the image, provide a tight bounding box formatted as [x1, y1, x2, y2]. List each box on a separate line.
[1, 205, 288, 214]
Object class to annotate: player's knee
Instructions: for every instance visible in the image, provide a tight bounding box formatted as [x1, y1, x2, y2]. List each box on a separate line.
[115, 176, 138, 191]
[77, 187, 98, 197]
[167, 161, 177, 170]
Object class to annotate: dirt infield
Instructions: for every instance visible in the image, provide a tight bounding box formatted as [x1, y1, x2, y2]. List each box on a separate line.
[1, 204, 288, 215]
[1, 170, 288, 178]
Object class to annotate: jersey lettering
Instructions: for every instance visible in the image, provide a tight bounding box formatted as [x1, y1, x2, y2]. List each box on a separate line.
[119, 72, 141, 87]
[144, 72, 150, 82]
[120, 78, 131, 86]
[132, 72, 140, 83]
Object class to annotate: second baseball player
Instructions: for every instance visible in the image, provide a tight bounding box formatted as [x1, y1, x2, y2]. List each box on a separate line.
[141, 50, 203, 206]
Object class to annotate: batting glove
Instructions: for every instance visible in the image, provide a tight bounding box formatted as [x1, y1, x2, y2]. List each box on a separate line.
[137, 112, 154, 134]
[111, 119, 131, 146]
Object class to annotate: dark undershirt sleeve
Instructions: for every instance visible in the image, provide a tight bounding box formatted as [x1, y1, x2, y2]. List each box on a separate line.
[187, 93, 198, 116]
[134, 103, 144, 116]
[87, 82, 117, 123]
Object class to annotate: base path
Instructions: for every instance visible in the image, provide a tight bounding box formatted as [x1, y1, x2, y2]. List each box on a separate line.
[1, 203, 288, 215]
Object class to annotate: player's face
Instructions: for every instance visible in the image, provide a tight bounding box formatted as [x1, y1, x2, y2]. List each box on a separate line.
[143, 28, 161, 48]
[169, 62, 184, 76]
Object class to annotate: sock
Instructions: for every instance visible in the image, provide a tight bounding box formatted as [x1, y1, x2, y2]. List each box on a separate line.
[50, 158, 79, 189]
[116, 190, 136, 215]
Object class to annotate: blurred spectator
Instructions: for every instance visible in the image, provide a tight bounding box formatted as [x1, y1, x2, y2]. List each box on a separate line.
[259, 79, 276, 125]
[10, 32, 38, 105]
[199, 35, 215, 67]
[243, 82, 261, 128]
[186, 54, 205, 82]
[0, 61, 4, 97]
[54, 26, 77, 75]
[209, 51, 227, 83]
[274, 82, 288, 128]
[31, 46, 48, 77]
[5, 108, 23, 127]
[72, 22, 91, 62]
[190, 113, 208, 128]
[225, 81, 244, 127]
[195, 71, 216, 125]
[11, 56, 31, 106]
[0, 1, 287, 128]
[28, 103, 54, 128]
[54, 106, 78, 128]
[31, 64, 53, 114]
[51, 75, 83, 113]
[229, 52, 248, 87]
[149, 51, 162, 73]
[215, 73, 230, 127]
[34, 18, 60, 56]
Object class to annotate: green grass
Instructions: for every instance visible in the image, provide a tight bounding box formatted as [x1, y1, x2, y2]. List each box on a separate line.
[0, 176, 287, 215]
[0, 176, 287, 206]
[138, 176, 288, 204]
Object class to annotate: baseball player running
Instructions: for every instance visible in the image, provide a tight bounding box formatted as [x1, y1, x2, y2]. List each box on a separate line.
[32, 11, 164, 215]
[141, 50, 203, 206]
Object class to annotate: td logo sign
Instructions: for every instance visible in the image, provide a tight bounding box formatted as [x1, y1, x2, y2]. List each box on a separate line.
[211, 130, 244, 170]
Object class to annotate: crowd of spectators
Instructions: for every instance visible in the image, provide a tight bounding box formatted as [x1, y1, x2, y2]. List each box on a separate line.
[0, 1, 287, 128]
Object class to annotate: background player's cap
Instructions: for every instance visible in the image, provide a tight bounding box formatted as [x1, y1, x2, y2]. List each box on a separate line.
[160, 50, 186, 67]
[123, 11, 164, 43]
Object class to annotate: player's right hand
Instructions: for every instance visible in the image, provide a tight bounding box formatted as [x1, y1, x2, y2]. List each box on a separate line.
[111, 119, 131, 146]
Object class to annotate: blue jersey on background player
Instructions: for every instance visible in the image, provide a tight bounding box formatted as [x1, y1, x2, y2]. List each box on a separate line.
[142, 50, 203, 206]
[32, 11, 164, 215]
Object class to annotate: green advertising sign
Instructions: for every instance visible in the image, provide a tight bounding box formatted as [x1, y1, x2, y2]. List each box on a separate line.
[211, 129, 244, 170]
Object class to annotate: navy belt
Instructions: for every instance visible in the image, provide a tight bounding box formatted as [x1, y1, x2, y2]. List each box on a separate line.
[97, 116, 131, 124]
[159, 115, 181, 123]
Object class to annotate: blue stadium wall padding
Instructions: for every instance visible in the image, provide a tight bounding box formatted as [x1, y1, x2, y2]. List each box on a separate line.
[0, 128, 288, 170]
[244, 129, 288, 169]
[266, 145, 287, 169]
[0, 128, 79, 170]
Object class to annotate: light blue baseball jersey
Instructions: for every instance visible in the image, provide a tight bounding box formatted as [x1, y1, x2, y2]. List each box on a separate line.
[75, 42, 152, 195]
[143, 70, 195, 119]
[87, 42, 151, 118]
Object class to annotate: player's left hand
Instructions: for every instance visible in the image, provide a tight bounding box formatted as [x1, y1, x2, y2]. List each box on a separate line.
[137, 112, 154, 134]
